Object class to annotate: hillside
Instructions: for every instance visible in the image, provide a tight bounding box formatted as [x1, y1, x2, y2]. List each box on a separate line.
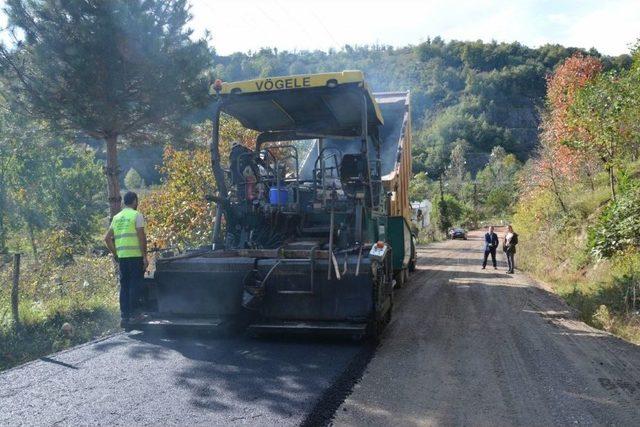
[101, 39, 631, 187]
[212, 39, 631, 175]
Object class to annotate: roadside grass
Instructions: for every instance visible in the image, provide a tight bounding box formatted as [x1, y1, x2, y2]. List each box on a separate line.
[519, 237, 640, 344]
[550, 272, 640, 344]
[0, 256, 120, 371]
[514, 165, 640, 345]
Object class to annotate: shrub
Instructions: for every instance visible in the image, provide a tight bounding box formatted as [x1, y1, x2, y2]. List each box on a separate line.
[430, 194, 471, 231]
[592, 305, 613, 330]
[590, 187, 640, 258]
[41, 229, 75, 265]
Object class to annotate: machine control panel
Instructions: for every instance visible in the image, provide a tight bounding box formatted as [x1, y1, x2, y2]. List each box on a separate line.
[369, 242, 389, 261]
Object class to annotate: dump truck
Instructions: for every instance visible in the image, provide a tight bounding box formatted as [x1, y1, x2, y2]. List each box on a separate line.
[134, 71, 416, 338]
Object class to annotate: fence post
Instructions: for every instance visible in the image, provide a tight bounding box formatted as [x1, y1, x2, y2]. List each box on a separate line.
[11, 253, 20, 328]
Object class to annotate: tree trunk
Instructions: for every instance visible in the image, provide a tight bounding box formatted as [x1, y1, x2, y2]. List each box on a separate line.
[608, 165, 616, 202]
[105, 134, 122, 219]
[585, 168, 595, 192]
[608, 143, 616, 202]
[549, 169, 568, 214]
[27, 223, 37, 259]
[0, 208, 5, 254]
[11, 253, 20, 328]
[0, 180, 6, 253]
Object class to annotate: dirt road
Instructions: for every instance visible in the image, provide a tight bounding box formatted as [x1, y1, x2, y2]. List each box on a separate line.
[3, 232, 640, 425]
[335, 231, 640, 425]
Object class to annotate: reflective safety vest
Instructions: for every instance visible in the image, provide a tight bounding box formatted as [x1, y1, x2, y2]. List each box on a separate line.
[111, 207, 143, 258]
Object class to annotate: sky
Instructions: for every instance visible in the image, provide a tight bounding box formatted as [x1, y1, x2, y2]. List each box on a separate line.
[189, 0, 640, 56]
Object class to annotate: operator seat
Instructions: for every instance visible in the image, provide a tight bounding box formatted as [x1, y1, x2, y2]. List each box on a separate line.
[340, 153, 367, 195]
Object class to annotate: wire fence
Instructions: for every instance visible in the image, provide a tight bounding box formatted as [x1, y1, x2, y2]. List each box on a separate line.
[0, 251, 119, 329]
[1, 252, 47, 275]
[0, 253, 22, 327]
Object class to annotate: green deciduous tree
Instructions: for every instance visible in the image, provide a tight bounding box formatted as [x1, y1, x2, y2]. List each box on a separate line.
[475, 146, 521, 218]
[0, 105, 104, 257]
[568, 74, 626, 201]
[409, 172, 430, 202]
[124, 168, 145, 190]
[430, 194, 470, 232]
[567, 50, 640, 201]
[0, 107, 24, 252]
[0, 0, 212, 218]
[445, 139, 470, 197]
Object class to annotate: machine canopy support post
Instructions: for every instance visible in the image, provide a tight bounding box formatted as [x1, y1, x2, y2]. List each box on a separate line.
[355, 201, 363, 243]
[210, 102, 227, 246]
[328, 205, 334, 280]
[361, 93, 374, 210]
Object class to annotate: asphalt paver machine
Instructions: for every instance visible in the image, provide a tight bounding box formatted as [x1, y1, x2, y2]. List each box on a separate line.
[138, 71, 416, 338]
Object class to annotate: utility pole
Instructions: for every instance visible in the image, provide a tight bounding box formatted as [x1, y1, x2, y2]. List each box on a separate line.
[438, 174, 447, 233]
[473, 181, 478, 228]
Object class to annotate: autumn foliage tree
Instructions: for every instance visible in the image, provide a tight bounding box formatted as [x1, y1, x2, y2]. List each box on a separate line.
[140, 147, 215, 250]
[542, 54, 602, 178]
[141, 116, 257, 250]
[544, 53, 604, 145]
[528, 54, 603, 208]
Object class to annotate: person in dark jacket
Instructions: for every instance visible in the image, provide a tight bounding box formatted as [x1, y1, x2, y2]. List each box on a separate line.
[482, 226, 499, 269]
[503, 225, 519, 274]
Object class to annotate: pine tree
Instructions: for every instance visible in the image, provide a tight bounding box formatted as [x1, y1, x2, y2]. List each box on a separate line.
[0, 0, 212, 218]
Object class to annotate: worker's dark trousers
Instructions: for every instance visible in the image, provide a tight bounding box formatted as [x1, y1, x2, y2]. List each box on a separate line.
[118, 257, 144, 319]
[506, 251, 516, 272]
[483, 248, 497, 268]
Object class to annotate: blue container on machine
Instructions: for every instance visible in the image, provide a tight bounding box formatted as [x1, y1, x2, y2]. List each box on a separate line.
[269, 187, 288, 205]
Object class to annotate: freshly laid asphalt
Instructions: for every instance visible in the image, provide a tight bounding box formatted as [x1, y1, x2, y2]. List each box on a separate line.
[0, 331, 366, 426]
[4, 232, 640, 426]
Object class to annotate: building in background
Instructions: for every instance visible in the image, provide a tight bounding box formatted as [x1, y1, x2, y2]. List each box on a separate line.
[411, 199, 431, 229]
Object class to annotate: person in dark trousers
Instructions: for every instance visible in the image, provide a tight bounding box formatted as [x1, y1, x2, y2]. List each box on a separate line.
[482, 226, 499, 269]
[503, 224, 519, 274]
[104, 192, 148, 325]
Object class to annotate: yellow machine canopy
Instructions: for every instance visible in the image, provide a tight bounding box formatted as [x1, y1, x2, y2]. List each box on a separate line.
[218, 71, 383, 137]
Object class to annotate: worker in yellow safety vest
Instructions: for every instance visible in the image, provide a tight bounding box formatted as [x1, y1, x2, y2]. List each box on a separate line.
[104, 191, 148, 324]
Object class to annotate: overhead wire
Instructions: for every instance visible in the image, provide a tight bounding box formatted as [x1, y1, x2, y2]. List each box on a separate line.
[308, 9, 339, 49]
[272, 0, 317, 51]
